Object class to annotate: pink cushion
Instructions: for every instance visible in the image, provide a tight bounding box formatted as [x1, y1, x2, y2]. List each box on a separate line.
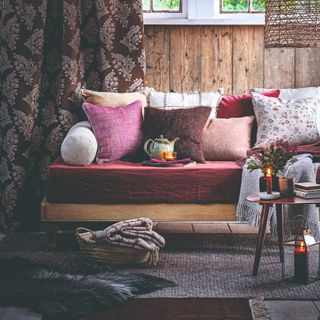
[83, 100, 143, 163]
[204, 116, 255, 161]
[217, 90, 280, 118]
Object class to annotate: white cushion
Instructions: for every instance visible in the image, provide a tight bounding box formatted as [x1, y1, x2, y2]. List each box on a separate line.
[252, 87, 320, 99]
[61, 121, 97, 165]
[144, 87, 223, 118]
[252, 93, 320, 147]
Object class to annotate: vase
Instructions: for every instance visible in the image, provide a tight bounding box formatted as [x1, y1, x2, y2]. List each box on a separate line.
[259, 175, 279, 192]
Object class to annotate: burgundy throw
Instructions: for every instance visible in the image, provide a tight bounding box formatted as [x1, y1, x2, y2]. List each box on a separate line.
[46, 159, 242, 204]
[83, 101, 143, 163]
[143, 106, 211, 163]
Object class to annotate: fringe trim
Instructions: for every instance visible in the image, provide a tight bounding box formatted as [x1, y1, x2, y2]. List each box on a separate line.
[249, 297, 271, 320]
[147, 246, 160, 266]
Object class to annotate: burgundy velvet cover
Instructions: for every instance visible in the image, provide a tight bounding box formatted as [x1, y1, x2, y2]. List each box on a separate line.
[46, 159, 242, 204]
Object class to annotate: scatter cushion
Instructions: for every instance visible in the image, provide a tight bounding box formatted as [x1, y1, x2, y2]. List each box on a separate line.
[83, 100, 143, 163]
[252, 87, 320, 100]
[203, 116, 255, 161]
[81, 88, 147, 108]
[143, 106, 211, 163]
[217, 90, 280, 118]
[144, 87, 223, 119]
[61, 121, 98, 165]
[252, 93, 320, 147]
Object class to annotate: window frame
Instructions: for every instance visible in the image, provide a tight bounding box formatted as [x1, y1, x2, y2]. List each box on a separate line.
[143, 0, 265, 25]
[143, 0, 187, 20]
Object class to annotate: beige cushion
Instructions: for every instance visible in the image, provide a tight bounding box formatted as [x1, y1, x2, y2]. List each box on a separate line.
[81, 88, 147, 108]
[203, 116, 255, 161]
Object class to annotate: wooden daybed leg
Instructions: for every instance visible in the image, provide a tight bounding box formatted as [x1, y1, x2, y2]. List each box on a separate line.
[45, 223, 58, 250]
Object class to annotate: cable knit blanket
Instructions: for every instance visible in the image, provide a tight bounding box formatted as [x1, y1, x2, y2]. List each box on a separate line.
[93, 218, 165, 265]
[237, 154, 320, 240]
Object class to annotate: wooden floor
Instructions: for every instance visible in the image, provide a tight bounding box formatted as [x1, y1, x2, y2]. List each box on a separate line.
[154, 221, 260, 234]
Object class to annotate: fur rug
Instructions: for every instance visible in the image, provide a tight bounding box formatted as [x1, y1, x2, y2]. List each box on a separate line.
[0, 256, 175, 320]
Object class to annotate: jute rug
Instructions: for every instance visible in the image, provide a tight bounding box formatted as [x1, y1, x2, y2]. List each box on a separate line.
[1, 232, 320, 300]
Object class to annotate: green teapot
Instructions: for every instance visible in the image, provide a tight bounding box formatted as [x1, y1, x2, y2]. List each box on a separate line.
[144, 135, 179, 160]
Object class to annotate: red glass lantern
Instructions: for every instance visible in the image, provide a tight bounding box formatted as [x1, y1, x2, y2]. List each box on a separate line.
[282, 216, 320, 284]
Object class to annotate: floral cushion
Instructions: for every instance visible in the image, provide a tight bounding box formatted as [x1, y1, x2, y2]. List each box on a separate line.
[252, 93, 320, 147]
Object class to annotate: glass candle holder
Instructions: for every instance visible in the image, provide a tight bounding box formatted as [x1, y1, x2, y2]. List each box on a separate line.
[279, 176, 295, 198]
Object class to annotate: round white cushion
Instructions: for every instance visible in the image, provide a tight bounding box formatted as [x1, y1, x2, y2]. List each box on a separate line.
[61, 121, 98, 165]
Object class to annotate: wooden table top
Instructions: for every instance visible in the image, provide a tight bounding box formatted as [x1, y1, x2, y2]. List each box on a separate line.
[246, 195, 320, 205]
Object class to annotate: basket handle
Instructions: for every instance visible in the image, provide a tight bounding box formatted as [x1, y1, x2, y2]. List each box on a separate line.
[75, 227, 95, 243]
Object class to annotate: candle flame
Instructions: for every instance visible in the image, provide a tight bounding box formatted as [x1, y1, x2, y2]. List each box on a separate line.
[266, 168, 271, 176]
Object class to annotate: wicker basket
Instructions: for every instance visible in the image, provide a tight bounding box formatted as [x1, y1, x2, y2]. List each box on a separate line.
[75, 228, 151, 265]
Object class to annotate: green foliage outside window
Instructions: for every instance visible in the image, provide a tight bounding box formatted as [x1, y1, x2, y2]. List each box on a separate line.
[222, 0, 265, 12]
[143, 0, 181, 12]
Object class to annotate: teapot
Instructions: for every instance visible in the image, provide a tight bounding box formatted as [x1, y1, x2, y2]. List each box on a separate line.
[144, 135, 179, 160]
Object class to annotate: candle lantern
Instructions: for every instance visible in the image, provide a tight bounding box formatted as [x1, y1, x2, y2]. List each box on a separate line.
[282, 216, 320, 284]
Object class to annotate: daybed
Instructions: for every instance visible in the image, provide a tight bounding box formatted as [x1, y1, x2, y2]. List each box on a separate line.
[42, 159, 241, 248]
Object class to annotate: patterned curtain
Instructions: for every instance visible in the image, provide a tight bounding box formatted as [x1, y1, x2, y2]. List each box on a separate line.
[0, 0, 145, 232]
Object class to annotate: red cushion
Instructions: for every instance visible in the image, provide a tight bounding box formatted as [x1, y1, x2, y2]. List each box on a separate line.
[217, 90, 280, 118]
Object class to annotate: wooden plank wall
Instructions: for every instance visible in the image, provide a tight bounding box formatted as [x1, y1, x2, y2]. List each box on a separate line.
[144, 25, 320, 95]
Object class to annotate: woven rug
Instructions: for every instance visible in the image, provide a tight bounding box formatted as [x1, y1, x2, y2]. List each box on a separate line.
[1, 232, 320, 300]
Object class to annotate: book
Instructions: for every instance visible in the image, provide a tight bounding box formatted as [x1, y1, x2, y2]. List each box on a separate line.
[294, 187, 320, 193]
[295, 189, 320, 199]
[294, 182, 320, 191]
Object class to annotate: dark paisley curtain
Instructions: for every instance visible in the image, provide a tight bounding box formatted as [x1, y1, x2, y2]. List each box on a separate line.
[0, 0, 145, 232]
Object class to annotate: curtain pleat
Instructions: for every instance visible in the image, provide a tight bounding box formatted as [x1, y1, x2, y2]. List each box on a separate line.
[0, 0, 145, 231]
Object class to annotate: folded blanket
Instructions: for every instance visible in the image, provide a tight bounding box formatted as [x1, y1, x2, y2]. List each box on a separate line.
[93, 218, 165, 265]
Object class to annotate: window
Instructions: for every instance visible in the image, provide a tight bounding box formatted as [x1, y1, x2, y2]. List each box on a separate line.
[143, 0, 265, 25]
[143, 0, 182, 12]
[221, 0, 265, 13]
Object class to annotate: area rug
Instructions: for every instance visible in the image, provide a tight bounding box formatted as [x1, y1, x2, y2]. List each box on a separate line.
[132, 233, 320, 300]
[1, 232, 320, 301]
[81, 298, 258, 320]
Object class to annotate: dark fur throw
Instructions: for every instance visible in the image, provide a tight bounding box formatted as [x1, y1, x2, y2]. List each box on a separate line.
[0, 256, 175, 320]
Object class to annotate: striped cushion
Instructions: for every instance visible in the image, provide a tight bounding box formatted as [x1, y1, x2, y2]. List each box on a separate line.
[144, 87, 223, 119]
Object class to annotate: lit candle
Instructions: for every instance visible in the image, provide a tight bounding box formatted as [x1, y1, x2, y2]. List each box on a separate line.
[294, 241, 308, 284]
[266, 168, 272, 194]
[163, 151, 177, 161]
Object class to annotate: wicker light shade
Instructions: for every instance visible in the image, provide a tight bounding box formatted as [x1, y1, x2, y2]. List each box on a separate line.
[265, 0, 320, 48]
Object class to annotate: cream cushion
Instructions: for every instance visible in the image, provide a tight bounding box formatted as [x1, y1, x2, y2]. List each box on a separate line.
[61, 121, 98, 165]
[252, 87, 320, 99]
[81, 88, 147, 108]
[144, 87, 223, 119]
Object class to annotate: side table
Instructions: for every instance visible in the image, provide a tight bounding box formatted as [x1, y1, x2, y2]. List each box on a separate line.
[246, 195, 320, 276]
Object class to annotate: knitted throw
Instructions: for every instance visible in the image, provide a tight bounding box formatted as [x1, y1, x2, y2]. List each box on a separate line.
[237, 154, 320, 240]
[93, 218, 165, 265]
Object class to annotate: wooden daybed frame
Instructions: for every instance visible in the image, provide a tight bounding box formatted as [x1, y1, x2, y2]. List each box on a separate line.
[41, 199, 236, 249]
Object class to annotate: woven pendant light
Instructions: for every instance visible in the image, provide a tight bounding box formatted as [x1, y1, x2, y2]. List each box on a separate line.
[265, 0, 320, 48]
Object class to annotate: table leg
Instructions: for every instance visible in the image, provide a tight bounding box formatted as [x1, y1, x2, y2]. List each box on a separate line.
[253, 204, 271, 276]
[276, 204, 284, 263]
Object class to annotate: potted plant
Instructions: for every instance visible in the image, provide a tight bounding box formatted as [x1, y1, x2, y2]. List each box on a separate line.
[246, 140, 295, 192]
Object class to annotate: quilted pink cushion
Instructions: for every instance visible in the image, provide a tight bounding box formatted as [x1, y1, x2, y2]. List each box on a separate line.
[83, 100, 143, 163]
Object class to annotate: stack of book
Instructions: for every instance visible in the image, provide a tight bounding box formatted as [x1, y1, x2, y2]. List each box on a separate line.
[294, 182, 320, 199]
